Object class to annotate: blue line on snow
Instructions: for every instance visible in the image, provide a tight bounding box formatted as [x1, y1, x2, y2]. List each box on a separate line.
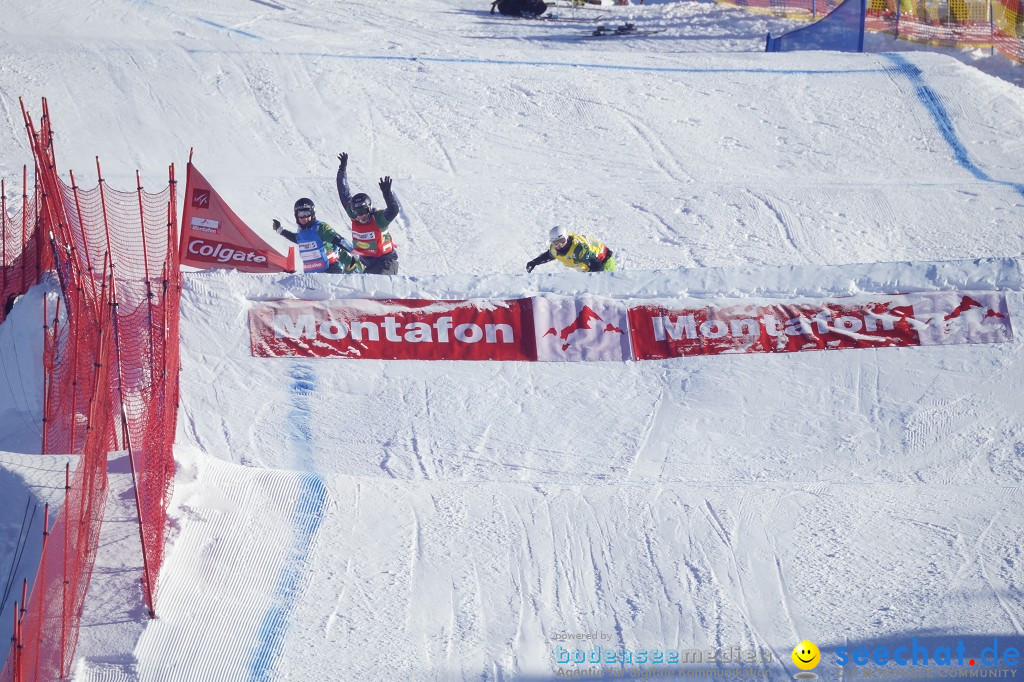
[247, 364, 326, 681]
[194, 17, 263, 40]
[184, 47, 882, 76]
[884, 53, 1024, 199]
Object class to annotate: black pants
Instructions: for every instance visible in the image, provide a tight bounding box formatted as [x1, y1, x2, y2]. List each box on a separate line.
[361, 252, 399, 275]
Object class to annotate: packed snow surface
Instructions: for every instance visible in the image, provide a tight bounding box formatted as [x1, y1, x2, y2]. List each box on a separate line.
[0, 0, 1023, 680]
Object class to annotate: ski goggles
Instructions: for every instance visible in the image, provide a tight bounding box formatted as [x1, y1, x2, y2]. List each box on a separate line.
[295, 209, 314, 219]
[353, 204, 371, 216]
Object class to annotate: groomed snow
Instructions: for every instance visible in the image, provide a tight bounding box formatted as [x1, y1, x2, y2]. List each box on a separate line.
[1, 0, 1023, 680]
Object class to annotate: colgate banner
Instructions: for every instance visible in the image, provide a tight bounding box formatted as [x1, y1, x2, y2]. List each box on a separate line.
[179, 161, 294, 273]
[628, 292, 1012, 360]
[250, 299, 537, 361]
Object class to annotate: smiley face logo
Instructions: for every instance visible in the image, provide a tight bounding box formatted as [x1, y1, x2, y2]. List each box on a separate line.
[792, 640, 821, 671]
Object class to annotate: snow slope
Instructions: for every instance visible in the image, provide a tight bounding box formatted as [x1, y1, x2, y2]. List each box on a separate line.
[0, 0, 1022, 680]
[127, 261, 1024, 681]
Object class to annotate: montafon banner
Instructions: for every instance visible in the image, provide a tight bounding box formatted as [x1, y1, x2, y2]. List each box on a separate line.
[248, 292, 1012, 361]
[627, 292, 1012, 360]
[249, 298, 537, 361]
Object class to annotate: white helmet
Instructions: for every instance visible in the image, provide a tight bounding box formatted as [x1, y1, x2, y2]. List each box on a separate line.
[549, 225, 568, 245]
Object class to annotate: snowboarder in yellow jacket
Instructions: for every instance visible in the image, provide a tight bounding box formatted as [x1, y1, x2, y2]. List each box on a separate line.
[526, 226, 617, 273]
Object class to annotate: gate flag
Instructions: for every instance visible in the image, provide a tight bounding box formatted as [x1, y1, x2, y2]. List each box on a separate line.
[179, 160, 295, 272]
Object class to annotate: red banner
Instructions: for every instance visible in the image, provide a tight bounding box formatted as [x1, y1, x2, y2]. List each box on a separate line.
[247, 293, 1011, 362]
[628, 293, 1012, 360]
[249, 299, 537, 361]
[179, 162, 294, 273]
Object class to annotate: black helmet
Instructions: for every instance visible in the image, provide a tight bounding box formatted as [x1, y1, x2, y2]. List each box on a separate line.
[294, 197, 315, 219]
[351, 193, 372, 216]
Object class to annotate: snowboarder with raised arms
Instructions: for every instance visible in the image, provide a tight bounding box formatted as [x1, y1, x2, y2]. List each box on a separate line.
[526, 226, 617, 273]
[273, 197, 364, 274]
[336, 152, 401, 275]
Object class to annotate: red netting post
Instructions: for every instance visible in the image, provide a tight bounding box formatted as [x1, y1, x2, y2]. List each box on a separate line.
[17, 579, 27, 682]
[45, 294, 62, 455]
[22, 166, 30, 289]
[65, 292, 81, 450]
[41, 294, 50, 454]
[136, 170, 157, 380]
[989, 1, 994, 55]
[2, 177, 7, 302]
[32, 503, 49, 681]
[96, 159, 114, 276]
[68, 169, 100, 309]
[60, 461, 70, 679]
[160, 258, 170, 394]
[32, 168, 41, 277]
[68, 294, 81, 453]
[168, 162, 179, 267]
[110, 275, 157, 618]
[12, 598, 20, 682]
[164, 164, 177, 389]
[74, 341, 96, 595]
[135, 171, 153, 285]
[41, 100, 55, 168]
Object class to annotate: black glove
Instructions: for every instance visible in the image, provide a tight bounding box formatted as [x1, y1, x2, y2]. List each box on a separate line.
[337, 152, 348, 171]
[272, 219, 283, 234]
[590, 261, 605, 272]
[526, 261, 536, 273]
[379, 176, 392, 195]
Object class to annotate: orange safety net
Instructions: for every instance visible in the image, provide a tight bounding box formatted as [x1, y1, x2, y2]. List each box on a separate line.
[723, 0, 1024, 62]
[0, 174, 48, 327]
[2, 98, 180, 681]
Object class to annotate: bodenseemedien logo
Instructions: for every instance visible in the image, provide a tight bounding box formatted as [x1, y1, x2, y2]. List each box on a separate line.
[792, 640, 821, 680]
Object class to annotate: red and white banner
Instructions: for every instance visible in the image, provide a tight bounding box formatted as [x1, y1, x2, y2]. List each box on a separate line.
[628, 292, 1012, 360]
[249, 298, 537, 361]
[248, 292, 1012, 361]
[179, 162, 294, 273]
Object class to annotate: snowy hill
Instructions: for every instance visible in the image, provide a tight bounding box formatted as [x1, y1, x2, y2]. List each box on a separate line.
[61, 259, 1024, 681]
[1, 0, 1023, 680]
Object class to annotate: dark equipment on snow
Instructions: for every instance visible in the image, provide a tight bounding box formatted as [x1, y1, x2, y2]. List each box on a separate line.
[491, 0, 548, 17]
[587, 23, 666, 37]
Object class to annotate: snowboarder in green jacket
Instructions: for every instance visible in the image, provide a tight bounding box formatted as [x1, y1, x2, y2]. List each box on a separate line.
[273, 198, 364, 274]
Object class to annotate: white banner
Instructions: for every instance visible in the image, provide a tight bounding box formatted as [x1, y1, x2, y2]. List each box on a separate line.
[532, 297, 632, 362]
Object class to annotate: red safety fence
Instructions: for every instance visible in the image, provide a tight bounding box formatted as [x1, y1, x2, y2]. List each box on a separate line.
[0, 171, 48, 327]
[723, 0, 1024, 62]
[992, 0, 1024, 62]
[3, 321, 113, 682]
[1, 98, 181, 681]
[863, 0, 998, 46]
